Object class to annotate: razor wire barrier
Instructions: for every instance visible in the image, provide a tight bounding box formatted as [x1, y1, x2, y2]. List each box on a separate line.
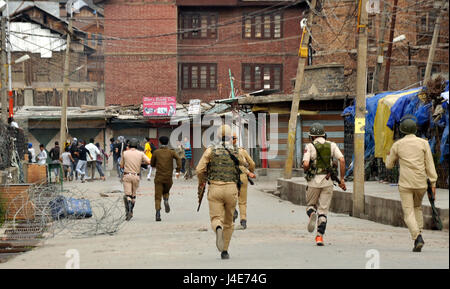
[1, 183, 127, 241]
[0, 124, 26, 172]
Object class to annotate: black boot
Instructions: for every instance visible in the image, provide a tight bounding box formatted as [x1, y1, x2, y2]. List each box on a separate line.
[125, 200, 133, 221]
[156, 210, 161, 222]
[123, 195, 130, 216]
[221, 251, 230, 260]
[240, 219, 247, 230]
[164, 198, 170, 213]
[413, 234, 425, 252]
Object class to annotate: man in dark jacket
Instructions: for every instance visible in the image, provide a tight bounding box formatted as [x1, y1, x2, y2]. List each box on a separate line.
[49, 141, 61, 182]
[75, 140, 92, 183]
[151, 136, 181, 222]
[69, 138, 79, 180]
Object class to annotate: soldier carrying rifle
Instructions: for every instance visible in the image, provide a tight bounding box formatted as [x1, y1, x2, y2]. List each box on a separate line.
[386, 117, 438, 252]
[302, 123, 346, 246]
[196, 124, 250, 260]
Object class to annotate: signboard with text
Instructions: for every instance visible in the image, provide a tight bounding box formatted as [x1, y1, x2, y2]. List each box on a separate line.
[143, 96, 177, 117]
[188, 99, 201, 115]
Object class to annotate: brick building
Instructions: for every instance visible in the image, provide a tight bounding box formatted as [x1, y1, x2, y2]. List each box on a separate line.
[308, 0, 449, 94]
[9, 3, 100, 108]
[102, 0, 307, 106]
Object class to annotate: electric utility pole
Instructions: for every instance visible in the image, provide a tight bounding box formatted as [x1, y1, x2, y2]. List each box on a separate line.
[371, 1, 387, 94]
[60, 16, 72, 148]
[1, 16, 7, 124]
[424, 1, 447, 84]
[284, 0, 317, 179]
[383, 0, 398, 91]
[353, 0, 368, 218]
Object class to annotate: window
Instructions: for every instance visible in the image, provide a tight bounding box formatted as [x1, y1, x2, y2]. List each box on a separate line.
[97, 33, 102, 46]
[417, 10, 436, 45]
[367, 71, 374, 93]
[418, 66, 439, 82]
[243, 12, 283, 39]
[181, 63, 217, 90]
[179, 12, 218, 39]
[242, 64, 282, 91]
[91, 33, 96, 47]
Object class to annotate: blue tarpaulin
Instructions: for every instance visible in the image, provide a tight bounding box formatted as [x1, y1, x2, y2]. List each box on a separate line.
[343, 81, 449, 178]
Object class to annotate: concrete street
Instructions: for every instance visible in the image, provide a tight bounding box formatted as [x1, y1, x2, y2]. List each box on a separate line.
[0, 176, 448, 269]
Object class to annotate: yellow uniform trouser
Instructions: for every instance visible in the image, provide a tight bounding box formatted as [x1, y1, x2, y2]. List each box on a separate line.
[399, 186, 426, 240]
[306, 185, 333, 236]
[154, 180, 173, 211]
[208, 183, 238, 251]
[238, 174, 248, 221]
[123, 174, 140, 202]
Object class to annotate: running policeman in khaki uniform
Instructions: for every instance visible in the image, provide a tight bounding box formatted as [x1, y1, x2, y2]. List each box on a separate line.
[196, 124, 250, 260]
[386, 118, 437, 252]
[302, 123, 346, 246]
[151, 136, 181, 222]
[120, 138, 150, 221]
[232, 133, 256, 230]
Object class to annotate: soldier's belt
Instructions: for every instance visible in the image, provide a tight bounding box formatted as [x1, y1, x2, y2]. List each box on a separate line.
[124, 172, 140, 176]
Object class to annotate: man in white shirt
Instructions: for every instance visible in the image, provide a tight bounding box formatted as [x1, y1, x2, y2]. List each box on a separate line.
[85, 138, 100, 180]
[37, 144, 48, 165]
[28, 143, 36, 163]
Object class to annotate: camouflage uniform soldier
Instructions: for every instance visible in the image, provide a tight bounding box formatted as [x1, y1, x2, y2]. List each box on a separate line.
[302, 123, 346, 246]
[196, 125, 249, 260]
[232, 133, 256, 230]
[386, 118, 437, 252]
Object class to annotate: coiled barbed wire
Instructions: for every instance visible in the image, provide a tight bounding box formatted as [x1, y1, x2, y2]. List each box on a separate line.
[1, 183, 127, 240]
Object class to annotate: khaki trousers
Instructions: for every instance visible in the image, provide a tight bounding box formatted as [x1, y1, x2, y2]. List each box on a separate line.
[87, 161, 96, 179]
[238, 174, 248, 221]
[208, 183, 238, 251]
[123, 174, 140, 202]
[155, 180, 173, 211]
[306, 185, 333, 236]
[399, 186, 426, 240]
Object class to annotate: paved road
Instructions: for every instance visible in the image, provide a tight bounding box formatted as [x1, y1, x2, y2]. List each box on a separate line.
[1, 177, 448, 269]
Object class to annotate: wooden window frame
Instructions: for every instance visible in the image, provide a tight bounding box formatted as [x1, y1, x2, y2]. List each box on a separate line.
[242, 12, 283, 40]
[180, 63, 217, 90]
[179, 12, 218, 40]
[241, 63, 283, 91]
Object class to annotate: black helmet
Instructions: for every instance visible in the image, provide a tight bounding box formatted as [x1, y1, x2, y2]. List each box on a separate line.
[309, 123, 325, 137]
[399, 118, 417, 135]
[129, 138, 139, 148]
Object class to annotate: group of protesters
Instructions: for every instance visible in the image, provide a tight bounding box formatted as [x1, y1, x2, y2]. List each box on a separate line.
[26, 135, 194, 183]
[27, 138, 108, 183]
[108, 136, 194, 181]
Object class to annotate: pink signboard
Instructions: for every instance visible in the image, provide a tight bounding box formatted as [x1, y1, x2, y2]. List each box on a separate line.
[143, 96, 177, 117]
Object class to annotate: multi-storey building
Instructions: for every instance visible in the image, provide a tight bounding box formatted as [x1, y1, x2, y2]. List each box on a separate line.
[103, 0, 306, 106]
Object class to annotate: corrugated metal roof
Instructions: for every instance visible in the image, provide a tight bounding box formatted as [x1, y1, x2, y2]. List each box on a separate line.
[10, 22, 66, 58]
[6, 1, 60, 18]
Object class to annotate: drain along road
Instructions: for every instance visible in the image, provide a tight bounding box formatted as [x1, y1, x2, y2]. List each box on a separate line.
[1, 177, 448, 269]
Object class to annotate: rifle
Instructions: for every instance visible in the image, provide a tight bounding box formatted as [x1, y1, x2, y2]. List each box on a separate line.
[312, 143, 346, 191]
[247, 176, 254, 185]
[197, 183, 206, 212]
[427, 179, 443, 230]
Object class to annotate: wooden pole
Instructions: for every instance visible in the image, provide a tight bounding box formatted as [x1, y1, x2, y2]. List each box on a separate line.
[284, 0, 317, 179]
[382, 0, 398, 91]
[60, 18, 72, 148]
[353, 0, 368, 218]
[371, 1, 387, 93]
[424, 1, 445, 84]
[1, 17, 7, 124]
